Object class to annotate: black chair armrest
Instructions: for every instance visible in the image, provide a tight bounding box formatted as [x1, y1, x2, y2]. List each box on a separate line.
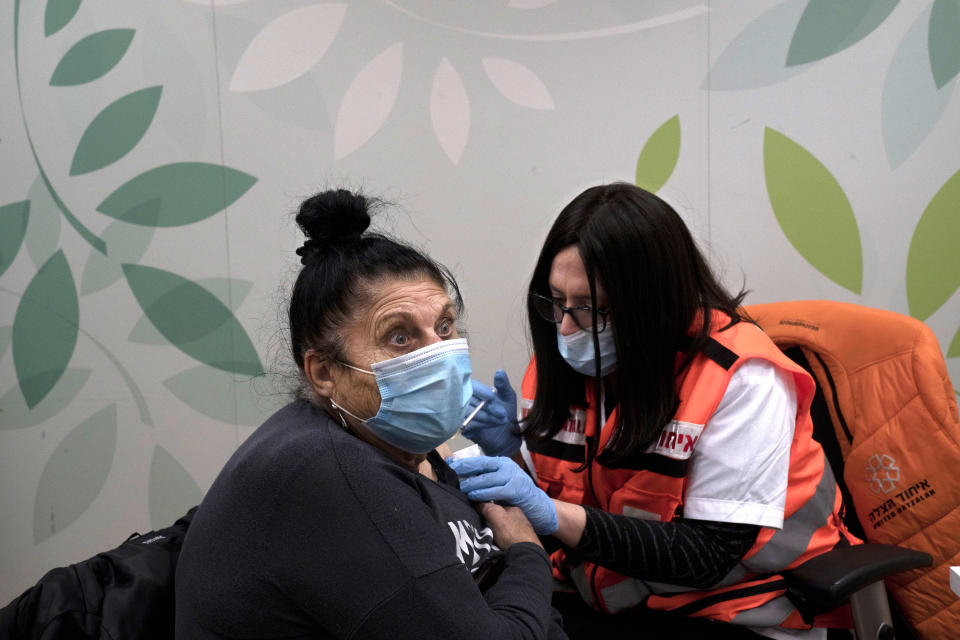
[785, 544, 932, 608]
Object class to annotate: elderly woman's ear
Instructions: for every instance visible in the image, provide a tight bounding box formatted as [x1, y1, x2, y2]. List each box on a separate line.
[303, 350, 335, 399]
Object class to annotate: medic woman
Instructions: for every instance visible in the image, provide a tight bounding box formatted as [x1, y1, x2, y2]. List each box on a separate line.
[448, 183, 858, 639]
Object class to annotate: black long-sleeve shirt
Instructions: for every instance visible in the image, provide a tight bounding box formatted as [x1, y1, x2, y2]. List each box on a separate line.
[175, 401, 565, 639]
[567, 506, 760, 589]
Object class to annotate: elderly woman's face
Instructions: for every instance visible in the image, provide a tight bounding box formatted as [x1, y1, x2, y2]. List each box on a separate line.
[333, 275, 459, 419]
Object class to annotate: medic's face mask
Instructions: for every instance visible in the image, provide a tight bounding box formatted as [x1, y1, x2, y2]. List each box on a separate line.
[557, 326, 617, 377]
[330, 338, 473, 454]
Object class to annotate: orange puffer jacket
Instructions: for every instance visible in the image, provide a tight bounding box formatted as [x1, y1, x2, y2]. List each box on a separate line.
[747, 300, 960, 640]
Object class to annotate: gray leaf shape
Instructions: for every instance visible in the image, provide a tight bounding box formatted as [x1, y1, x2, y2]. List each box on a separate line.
[80, 218, 156, 296]
[703, 0, 810, 91]
[164, 364, 279, 426]
[882, 4, 958, 168]
[34, 404, 116, 542]
[786, 0, 899, 66]
[25, 177, 61, 270]
[148, 445, 203, 529]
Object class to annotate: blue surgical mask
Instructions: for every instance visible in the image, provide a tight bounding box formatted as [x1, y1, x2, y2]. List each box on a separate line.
[330, 338, 473, 454]
[557, 326, 617, 377]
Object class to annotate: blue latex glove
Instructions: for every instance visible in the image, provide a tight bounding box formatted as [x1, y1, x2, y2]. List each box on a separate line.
[447, 455, 558, 535]
[462, 369, 521, 457]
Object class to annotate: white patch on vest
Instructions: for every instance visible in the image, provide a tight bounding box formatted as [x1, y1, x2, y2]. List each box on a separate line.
[519, 397, 584, 445]
[644, 420, 703, 460]
[519, 397, 533, 418]
[552, 408, 586, 445]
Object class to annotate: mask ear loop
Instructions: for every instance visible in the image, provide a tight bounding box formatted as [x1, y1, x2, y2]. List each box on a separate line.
[327, 359, 373, 432]
[330, 400, 350, 431]
[329, 397, 372, 432]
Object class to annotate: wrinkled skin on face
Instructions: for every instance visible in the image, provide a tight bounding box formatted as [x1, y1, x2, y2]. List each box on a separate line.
[304, 275, 459, 472]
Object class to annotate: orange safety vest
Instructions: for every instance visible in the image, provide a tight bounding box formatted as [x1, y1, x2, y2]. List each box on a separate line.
[521, 318, 858, 628]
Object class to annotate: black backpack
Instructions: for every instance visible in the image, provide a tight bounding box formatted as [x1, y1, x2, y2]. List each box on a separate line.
[0, 507, 197, 640]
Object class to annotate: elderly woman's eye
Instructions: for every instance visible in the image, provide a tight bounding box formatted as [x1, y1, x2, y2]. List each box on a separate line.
[437, 318, 455, 336]
[389, 331, 409, 346]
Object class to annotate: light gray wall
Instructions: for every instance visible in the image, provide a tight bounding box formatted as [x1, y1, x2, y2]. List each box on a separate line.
[2, 0, 958, 602]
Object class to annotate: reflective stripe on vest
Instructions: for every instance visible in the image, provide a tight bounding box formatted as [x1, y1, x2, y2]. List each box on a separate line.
[742, 461, 838, 573]
[568, 565, 594, 608]
[731, 595, 796, 627]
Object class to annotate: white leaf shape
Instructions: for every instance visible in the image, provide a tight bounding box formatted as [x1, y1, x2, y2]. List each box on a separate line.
[229, 4, 347, 93]
[334, 42, 404, 160]
[430, 58, 471, 165]
[482, 58, 554, 110]
[508, 0, 559, 8]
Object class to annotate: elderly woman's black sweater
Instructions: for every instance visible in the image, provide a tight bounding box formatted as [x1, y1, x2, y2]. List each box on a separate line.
[175, 400, 563, 640]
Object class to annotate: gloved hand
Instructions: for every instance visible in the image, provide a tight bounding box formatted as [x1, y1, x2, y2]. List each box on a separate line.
[462, 369, 521, 457]
[447, 455, 558, 535]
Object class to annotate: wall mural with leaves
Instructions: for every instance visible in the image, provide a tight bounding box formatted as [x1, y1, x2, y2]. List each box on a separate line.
[1, 0, 957, 603]
[3, 0, 262, 563]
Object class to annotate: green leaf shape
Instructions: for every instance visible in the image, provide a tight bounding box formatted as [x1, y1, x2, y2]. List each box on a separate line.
[0, 369, 91, 431]
[906, 169, 960, 320]
[0, 325, 11, 362]
[929, 0, 960, 88]
[128, 278, 254, 344]
[70, 86, 162, 176]
[149, 445, 202, 530]
[635, 115, 681, 194]
[34, 405, 116, 543]
[80, 217, 156, 296]
[44, 0, 81, 37]
[948, 325, 960, 358]
[787, 0, 899, 67]
[49, 28, 134, 86]
[97, 163, 257, 227]
[0, 201, 30, 277]
[763, 128, 863, 294]
[123, 264, 264, 376]
[164, 365, 276, 426]
[14, 251, 79, 408]
[25, 176, 61, 270]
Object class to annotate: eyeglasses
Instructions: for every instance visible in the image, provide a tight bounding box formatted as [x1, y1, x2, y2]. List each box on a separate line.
[529, 292, 609, 333]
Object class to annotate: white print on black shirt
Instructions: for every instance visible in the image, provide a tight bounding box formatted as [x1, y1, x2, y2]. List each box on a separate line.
[447, 519, 498, 571]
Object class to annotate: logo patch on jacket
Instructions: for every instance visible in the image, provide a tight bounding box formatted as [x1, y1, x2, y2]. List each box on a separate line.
[865, 454, 900, 494]
[645, 420, 703, 460]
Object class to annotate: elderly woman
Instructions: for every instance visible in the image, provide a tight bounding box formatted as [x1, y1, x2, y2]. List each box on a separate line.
[174, 190, 565, 639]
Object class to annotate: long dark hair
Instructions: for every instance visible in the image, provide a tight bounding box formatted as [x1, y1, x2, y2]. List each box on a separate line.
[288, 189, 462, 395]
[524, 183, 747, 467]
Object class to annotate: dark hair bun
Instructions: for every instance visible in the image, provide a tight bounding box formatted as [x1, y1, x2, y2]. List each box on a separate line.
[296, 189, 371, 263]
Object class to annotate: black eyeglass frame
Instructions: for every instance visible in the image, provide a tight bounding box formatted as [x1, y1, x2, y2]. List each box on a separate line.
[529, 292, 609, 333]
